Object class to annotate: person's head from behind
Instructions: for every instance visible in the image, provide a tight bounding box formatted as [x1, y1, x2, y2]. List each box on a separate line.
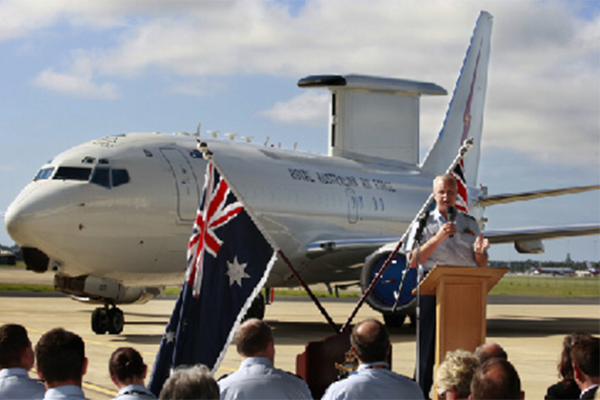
[350, 318, 390, 364]
[109, 347, 147, 388]
[159, 364, 219, 400]
[469, 358, 523, 400]
[35, 328, 87, 387]
[557, 332, 592, 383]
[436, 349, 480, 400]
[0, 323, 34, 370]
[571, 335, 600, 390]
[474, 342, 507, 364]
[234, 318, 274, 362]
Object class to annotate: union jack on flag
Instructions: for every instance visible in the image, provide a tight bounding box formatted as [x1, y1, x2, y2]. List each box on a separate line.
[452, 159, 469, 213]
[149, 161, 278, 396]
[186, 163, 243, 297]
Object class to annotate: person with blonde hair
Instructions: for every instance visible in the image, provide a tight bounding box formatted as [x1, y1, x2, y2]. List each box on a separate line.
[436, 349, 480, 399]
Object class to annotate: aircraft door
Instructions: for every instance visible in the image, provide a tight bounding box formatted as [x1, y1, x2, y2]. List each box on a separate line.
[160, 148, 200, 221]
[346, 188, 358, 224]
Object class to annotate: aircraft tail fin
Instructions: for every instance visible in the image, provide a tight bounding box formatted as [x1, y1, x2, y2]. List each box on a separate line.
[420, 11, 493, 186]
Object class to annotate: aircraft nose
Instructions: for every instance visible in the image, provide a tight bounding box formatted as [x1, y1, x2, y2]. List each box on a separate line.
[5, 185, 68, 247]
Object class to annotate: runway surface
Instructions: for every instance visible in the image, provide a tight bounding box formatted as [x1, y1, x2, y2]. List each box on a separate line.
[0, 288, 598, 399]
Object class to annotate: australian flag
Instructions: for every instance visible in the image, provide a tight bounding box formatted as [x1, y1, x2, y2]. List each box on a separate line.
[149, 162, 278, 396]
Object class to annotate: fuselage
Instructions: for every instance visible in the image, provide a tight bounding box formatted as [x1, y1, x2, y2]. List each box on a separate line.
[5, 132, 452, 288]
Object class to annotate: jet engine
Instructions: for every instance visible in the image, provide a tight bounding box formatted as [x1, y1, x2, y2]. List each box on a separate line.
[361, 245, 417, 328]
[54, 274, 161, 305]
[54, 274, 162, 334]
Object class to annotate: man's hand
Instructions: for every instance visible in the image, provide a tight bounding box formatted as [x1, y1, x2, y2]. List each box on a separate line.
[436, 222, 456, 241]
[408, 222, 456, 269]
[473, 234, 490, 268]
[473, 234, 489, 254]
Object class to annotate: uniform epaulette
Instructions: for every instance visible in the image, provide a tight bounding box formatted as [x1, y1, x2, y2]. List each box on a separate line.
[217, 373, 230, 381]
[284, 371, 306, 381]
[463, 213, 476, 221]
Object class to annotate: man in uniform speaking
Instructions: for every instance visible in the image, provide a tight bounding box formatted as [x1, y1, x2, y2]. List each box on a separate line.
[405, 173, 489, 398]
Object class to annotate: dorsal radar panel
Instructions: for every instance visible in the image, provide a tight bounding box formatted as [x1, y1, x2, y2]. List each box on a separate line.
[298, 74, 446, 165]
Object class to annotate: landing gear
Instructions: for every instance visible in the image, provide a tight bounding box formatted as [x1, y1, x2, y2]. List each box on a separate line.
[383, 313, 406, 328]
[91, 305, 124, 335]
[243, 293, 265, 321]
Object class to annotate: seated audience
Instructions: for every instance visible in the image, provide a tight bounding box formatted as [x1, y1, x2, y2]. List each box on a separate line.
[571, 335, 599, 399]
[545, 332, 592, 400]
[35, 327, 89, 400]
[159, 364, 219, 400]
[321, 318, 424, 400]
[469, 358, 524, 400]
[436, 349, 480, 400]
[0, 323, 45, 399]
[474, 342, 507, 364]
[218, 318, 312, 399]
[109, 347, 156, 399]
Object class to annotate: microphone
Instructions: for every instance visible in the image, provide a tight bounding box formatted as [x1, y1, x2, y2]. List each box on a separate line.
[447, 206, 456, 238]
[414, 210, 430, 244]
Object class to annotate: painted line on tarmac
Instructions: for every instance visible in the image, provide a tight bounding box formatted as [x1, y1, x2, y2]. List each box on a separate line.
[83, 381, 117, 397]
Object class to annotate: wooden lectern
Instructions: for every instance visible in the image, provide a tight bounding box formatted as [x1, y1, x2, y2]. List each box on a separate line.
[413, 266, 508, 399]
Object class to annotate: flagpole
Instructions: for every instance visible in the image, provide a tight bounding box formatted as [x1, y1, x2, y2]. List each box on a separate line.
[339, 138, 474, 333]
[199, 142, 339, 334]
[276, 249, 339, 333]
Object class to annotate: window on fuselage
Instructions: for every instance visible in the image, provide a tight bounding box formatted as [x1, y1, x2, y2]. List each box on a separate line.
[53, 167, 92, 181]
[34, 167, 55, 181]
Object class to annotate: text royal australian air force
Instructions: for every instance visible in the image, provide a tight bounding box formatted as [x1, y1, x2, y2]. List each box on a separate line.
[288, 168, 396, 193]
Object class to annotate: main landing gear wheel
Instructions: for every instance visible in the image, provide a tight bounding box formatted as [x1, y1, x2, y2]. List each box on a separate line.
[243, 293, 265, 321]
[91, 305, 124, 335]
[383, 313, 406, 328]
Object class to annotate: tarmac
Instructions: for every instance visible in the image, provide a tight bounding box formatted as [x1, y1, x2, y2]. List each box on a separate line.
[0, 269, 598, 399]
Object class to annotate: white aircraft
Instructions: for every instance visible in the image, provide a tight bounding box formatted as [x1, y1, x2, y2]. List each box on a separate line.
[4, 11, 599, 333]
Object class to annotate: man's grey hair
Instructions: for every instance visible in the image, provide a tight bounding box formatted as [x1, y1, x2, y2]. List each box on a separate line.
[433, 174, 457, 190]
[159, 364, 219, 400]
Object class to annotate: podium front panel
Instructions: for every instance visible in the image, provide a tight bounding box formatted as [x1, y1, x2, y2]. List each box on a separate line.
[436, 276, 487, 363]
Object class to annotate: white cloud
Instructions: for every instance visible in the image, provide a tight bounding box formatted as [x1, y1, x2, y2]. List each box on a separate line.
[34, 68, 118, 100]
[257, 91, 329, 126]
[5, 0, 598, 167]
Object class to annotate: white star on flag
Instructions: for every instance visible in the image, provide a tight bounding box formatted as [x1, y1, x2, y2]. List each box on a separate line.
[164, 330, 176, 344]
[226, 256, 250, 287]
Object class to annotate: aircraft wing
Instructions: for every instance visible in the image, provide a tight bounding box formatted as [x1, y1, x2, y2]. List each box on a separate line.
[478, 185, 600, 207]
[484, 223, 600, 244]
[306, 237, 401, 258]
[306, 222, 600, 257]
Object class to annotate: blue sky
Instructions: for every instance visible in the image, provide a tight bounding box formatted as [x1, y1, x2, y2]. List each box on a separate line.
[1, 0, 598, 262]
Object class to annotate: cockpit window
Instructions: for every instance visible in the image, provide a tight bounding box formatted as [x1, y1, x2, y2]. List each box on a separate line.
[112, 169, 130, 187]
[53, 167, 92, 181]
[34, 167, 55, 181]
[91, 167, 110, 188]
[90, 167, 130, 188]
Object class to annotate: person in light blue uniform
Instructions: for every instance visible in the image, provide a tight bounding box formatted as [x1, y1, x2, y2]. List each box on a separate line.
[0, 324, 46, 399]
[109, 347, 156, 399]
[218, 318, 312, 400]
[405, 174, 489, 398]
[35, 328, 89, 400]
[322, 318, 424, 400]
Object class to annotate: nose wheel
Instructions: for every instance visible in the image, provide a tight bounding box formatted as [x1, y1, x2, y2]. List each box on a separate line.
[91, 305, 124, 334]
